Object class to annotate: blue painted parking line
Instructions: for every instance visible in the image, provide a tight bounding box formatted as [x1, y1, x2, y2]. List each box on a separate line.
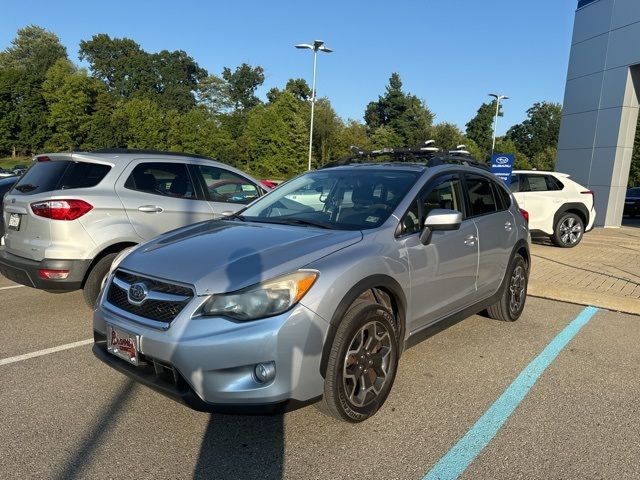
[423, 306, 600, 480]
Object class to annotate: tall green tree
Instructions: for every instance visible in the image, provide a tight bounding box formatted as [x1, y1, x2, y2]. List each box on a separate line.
[364, 73, 434, 147]
[244, 91, 307, 176]
[83, 91, 120, 150]
[79, 34, 205, 111]
[334, 120, 374, 157]
[222, 63, 265, 110]
[166, 107, 236, 161]
[506, 102, 562, 159]
[0, 25, 67, 76]
[465, 100, 502, 158]
[197, 74, 233, 114]
[429, 122, 467, 150]
[111, 98, 167, 150]
[311, 98, 343, 166]
[42, 59, 103, 150]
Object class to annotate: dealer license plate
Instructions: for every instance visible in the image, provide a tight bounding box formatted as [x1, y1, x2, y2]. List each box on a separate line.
[8, 213, 21, 231]
[107, 325, 140, 366]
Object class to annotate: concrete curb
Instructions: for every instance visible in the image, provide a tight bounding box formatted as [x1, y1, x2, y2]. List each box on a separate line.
[529, 281, 640, 316]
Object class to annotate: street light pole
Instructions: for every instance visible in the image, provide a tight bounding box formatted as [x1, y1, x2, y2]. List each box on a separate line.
[308, 49, 318, 172]
[295, 40, 333, 171]
[488, 93, 509, 155]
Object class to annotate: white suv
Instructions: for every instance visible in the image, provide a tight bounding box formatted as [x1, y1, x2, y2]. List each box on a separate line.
[510, 170, 595, 247]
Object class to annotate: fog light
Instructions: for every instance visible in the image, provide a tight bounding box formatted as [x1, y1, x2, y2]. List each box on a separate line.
[254, 362, 276, 383]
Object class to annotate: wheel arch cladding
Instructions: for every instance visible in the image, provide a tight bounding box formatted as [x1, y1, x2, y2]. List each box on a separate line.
[81, 241, 138, 286]
[554, 203, 589, 229]
[319, 274, 407, 378]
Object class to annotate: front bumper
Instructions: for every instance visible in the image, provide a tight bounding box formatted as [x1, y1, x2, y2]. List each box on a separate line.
[93, 299, 330, 414]
[0, 248, 91, 291]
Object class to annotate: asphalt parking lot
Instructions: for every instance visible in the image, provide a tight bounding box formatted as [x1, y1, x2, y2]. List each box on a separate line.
[1, 274, 639, 480]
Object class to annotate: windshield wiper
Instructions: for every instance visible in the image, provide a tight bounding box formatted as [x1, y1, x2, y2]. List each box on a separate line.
[268, 218, 333, 229]
[14, 184, 37, 193]
[224, 212, 246, 221]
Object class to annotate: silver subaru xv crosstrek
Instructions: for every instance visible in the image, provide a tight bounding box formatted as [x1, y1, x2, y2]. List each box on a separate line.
[93, 158, 530, 422]
[0, 150, 265, 307]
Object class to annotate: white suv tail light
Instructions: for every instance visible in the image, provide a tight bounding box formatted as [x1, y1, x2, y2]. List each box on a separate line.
[31, 200, 93, 221]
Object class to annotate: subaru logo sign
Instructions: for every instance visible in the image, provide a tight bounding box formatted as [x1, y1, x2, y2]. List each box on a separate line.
[490, 153, 515, 187]
[128, 282, 149, 305]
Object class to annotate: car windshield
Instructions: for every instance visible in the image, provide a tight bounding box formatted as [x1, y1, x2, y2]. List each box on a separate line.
[239, 169, 420, 230]
[628, 187, 640, 196]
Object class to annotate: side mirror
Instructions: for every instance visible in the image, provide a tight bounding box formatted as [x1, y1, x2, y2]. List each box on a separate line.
[419, 209, 463, 245]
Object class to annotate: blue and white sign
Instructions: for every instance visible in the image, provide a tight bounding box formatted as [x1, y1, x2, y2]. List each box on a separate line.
[490, 153, 514, 187]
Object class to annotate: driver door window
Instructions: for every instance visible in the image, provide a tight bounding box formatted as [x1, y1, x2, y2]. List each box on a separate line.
[195, 165, 259, 205]
[398, 175, 464, 236]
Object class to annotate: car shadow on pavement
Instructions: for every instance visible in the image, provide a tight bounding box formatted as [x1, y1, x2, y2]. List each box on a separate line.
[193, 414, 285, 479]
[53, 379, 137, 480]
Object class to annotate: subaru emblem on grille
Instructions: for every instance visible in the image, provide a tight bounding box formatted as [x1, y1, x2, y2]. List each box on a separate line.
[128, 282, 149, 305]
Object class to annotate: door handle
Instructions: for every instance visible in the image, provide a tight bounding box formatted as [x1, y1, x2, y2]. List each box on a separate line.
[138, 205, 163, 213]
[464, 235, 477, 246]
[504, 221, 512, 231]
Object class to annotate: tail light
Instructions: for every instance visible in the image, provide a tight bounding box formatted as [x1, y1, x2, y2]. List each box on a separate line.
[520, 208, 529, 223]
[580, 190, 595, 208]
[36, 155, 51, 162]
[31, 200, 93, 220]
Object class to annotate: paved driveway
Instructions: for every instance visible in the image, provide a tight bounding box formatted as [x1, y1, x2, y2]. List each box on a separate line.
[1, 277, 639, 479]
[529, 225, 640, 314]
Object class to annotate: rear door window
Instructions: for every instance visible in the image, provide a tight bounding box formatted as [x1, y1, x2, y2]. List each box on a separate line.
[125, 162, 196, 199]
[12, 160, 111, 195]
[465, 175, 498, 217]
[493, 182, 512, 210]
[520, 174, 564, 192]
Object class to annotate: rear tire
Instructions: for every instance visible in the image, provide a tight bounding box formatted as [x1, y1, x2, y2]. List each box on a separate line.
[486, 254, 528, 322]
[552, 213, 584, 248]
[318, 300, 399, 422]
[82, 253, 118, 308]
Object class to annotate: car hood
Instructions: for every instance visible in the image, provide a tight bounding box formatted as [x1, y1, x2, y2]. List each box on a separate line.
[119, 220, 363, 295]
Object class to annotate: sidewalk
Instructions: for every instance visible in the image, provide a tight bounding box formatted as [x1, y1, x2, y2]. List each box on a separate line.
[528, 223, 640, 315]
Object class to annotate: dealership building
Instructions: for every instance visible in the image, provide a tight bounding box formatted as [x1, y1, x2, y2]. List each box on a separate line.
[556, 0, 639, 226]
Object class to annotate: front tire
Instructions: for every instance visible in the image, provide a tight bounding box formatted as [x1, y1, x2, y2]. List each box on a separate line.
[319, 300, 399, 422]
[552, 213, 584, 248]
[82, 253, 118, 308]
[486, 254, 528, 322]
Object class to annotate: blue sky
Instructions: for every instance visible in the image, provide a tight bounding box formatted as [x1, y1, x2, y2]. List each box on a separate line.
[1, 0, 577, 135]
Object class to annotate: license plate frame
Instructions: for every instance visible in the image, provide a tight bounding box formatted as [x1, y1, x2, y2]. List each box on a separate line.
[8, 213, 21, 231]
[106, 324, 140, 366]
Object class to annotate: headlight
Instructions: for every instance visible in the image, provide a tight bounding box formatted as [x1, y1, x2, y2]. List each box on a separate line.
[199, 270, 318, 321]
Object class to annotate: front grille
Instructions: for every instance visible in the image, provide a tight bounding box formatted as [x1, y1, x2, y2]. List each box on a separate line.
[105, 270, 193, 324]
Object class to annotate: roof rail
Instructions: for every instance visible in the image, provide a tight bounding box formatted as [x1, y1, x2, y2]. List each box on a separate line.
[320, 144, 490, 171]
[91, 148, 215, 161]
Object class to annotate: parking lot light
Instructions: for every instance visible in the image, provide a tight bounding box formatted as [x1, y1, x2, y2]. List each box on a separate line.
[488, 93, 509, 155]
[295, 40, 333, 171]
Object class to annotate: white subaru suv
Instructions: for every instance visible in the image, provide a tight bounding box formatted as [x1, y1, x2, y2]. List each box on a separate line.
[510, 170, 596, 247]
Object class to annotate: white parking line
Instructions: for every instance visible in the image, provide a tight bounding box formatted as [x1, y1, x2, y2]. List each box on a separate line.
[0, 338, 93, 366]
[0, 285, 24, 291]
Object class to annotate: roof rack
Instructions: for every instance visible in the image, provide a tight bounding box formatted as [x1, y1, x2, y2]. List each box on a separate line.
[91, 148, 215, 161]
[320, 141, 490, 171]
